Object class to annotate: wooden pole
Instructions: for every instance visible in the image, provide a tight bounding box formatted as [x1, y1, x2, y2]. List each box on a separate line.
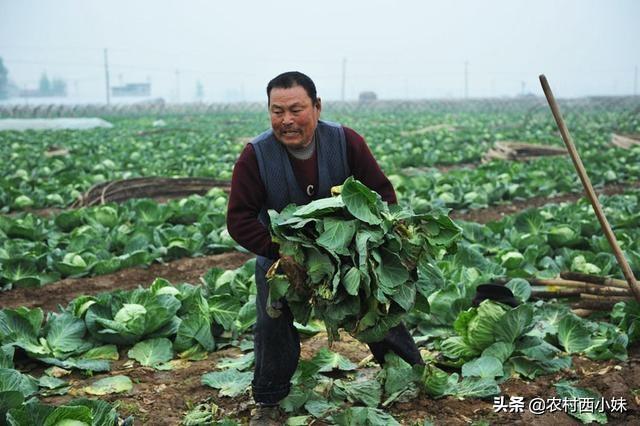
[539, 74, 640, 303]
[559, 271, 629, 289]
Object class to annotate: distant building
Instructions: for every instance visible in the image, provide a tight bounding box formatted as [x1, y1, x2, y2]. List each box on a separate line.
[112, 83, 151, 97]
[358, 91, 377, 102]
[19, 75, 67, 98]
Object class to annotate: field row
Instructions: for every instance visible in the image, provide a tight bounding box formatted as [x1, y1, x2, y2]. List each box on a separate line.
[1, 102, 638, 212]
[3, 186, 640, 292]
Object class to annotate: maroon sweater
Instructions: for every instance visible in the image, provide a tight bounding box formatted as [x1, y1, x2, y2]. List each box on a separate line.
[227, 126, 396, 259]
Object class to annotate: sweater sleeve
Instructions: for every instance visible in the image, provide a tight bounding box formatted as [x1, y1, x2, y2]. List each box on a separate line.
[226, 144, 280, 259]
[344, 126, 397, 204]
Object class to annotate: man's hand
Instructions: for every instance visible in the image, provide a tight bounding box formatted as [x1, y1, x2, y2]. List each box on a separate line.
[279, 255, 309, 295]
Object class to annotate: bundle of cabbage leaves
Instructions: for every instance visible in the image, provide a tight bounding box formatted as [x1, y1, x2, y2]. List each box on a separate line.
[267, 177, 462, 343]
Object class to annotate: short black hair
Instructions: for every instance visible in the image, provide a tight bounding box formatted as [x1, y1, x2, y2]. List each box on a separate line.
[266, 71, 318, 105]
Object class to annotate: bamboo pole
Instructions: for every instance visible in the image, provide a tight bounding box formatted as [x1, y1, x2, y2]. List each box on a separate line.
[560, 271, 629, 289]
[580, 293, 633, 302]
[571, 301, 620, 311]
[532, 279, 630, 296]
[531, 289, 581, 298]
[539, 74, 640, 303]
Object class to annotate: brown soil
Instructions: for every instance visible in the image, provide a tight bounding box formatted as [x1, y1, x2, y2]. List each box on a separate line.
[0, 251, 253, 311]
[25, 338, 639, 425]
[435, 162, 478, 173]
[452, 181, 640, 224]
[5, 244, 639, 425]
[388, 344, 640, 425]
[5, 183, 640, 424]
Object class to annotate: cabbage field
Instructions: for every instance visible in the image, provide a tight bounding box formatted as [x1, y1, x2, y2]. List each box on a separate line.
[1, 98, 639, 425]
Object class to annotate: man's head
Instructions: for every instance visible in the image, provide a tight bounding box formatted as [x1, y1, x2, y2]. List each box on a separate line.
[266, 71, 321, 150]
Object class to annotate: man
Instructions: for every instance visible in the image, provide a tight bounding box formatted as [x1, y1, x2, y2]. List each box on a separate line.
[227, 71, 423, 425]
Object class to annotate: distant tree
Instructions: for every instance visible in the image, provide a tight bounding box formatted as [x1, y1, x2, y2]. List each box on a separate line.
[39, 72, 51, 95]
[51, 78, 67, 96]
[0, 57, 8, 100]
[196, 80, 204, 101]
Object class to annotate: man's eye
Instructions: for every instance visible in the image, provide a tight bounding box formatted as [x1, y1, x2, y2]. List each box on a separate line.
[291, 109, 302, 114]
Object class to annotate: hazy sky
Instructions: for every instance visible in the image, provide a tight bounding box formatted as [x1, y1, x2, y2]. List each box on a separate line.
[1, 0, 638, 102]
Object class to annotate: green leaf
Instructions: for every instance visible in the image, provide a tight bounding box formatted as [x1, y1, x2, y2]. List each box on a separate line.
[375, 249, 409, 292]
[43, 405, 92, 426]
[44, 312, 92, 358]
[217, 352, 255, 371]
[316, 219, 357, 255]
[310, 347, 357, 372]
[464, 301, 507, 351]
[461, 356, 504, 378]
[290, 196, 344, 218]
[201, 369, 253, 397]
[84, 375, 132, 395]
[37, 356, 111, 373]
[0, 368, 38, 397]
[494, 304, 534, 344]
[305, 248, 335, 284]
[175, 313, 215, 355]
[342, 267, 361, 296]
[381, 354, 416, 398]
[554, 381, 608, 424]
[80, 345, 119, 361]
[447, 376, 500, 398]
[353, 314, 403, 343]
[0, 390, 24, 419]
[558, 315, 593, 353]
[209, 294, 240, 331]
[128, 337, 174, 367]
[481, 342, 514, 363]
[65, 399, 118, 426]
[332, 379, 382, 407]
[528, 303, 569, 338]
[440, 336, 480, 360]
[38, 375, 68, 389]
[506, 356, 571, 379]
[415, 364, 452, 397]
[332, 407, 400, 426]
[505, 278, 531, 303]
[0, 346, 15, 369]
[341, 177, 383, 225]
[286, 416, 312, 426]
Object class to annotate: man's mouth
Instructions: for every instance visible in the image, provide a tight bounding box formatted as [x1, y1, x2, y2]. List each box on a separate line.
[282, 129, 300, 136]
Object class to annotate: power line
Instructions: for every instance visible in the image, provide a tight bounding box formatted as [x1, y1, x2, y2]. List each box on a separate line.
[104, 48, 110, 105]
[464, 61, 468, 99]
[341, 58, 346, 101]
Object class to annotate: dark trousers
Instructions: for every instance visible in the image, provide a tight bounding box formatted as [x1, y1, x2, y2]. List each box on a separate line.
[252, 261, 423, 404]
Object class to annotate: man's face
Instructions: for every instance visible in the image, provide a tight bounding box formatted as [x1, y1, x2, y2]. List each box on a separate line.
[269, 85, 321, 150]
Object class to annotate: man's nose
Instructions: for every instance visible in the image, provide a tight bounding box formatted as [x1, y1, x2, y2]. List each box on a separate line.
[282, 112, 294, 125]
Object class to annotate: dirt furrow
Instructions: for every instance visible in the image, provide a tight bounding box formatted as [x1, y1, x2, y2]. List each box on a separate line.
[0, 251, 253, 311]
[452, 181, 640, 224]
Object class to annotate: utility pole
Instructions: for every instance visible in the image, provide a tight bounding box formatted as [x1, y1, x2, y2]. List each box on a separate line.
[175, 69, 180, 102]
[464, 61, 469, 99]
[104, 48, 110, 105]
[635, 65, 638, 96]
[341, 57, 346, 102]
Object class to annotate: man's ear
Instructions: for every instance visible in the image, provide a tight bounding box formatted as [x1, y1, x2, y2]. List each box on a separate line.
[315, 97, 322, 112]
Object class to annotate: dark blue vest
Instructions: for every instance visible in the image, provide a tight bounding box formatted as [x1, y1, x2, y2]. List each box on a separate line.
[250, 120, 351, 270]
